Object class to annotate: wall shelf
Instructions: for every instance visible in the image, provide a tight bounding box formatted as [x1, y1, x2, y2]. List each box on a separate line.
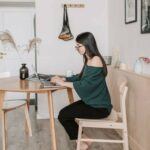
[62, 4, 85, 8]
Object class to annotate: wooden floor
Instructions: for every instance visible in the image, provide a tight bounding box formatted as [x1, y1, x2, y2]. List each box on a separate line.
[0, 106, 123, 150]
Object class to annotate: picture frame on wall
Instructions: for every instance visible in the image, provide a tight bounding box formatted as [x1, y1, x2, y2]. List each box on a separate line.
[125, 0, 137, 24]
[141, 0, 150, 33]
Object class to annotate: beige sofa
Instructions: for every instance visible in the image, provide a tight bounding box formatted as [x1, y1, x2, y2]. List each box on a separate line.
[107, 67, 150, 150]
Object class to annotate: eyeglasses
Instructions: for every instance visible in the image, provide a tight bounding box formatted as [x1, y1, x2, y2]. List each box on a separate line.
[75, 45, 83, 49]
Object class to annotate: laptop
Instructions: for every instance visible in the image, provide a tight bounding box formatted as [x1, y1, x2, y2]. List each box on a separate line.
[27, 65, 61, 88]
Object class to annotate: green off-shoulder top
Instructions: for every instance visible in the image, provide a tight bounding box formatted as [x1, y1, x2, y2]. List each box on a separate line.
[66, 65, 112, 112]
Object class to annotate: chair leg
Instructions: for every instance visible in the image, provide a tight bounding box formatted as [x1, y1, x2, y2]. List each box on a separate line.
[25, 119, 28, 135]
[76, 124, 83, 150]
[123, 129, 129, 150]
[24, 104, 32, 137]
[2, 111, 7, 150]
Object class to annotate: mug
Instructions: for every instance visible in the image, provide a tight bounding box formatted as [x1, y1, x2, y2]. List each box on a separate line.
[66, 70, 74, 77]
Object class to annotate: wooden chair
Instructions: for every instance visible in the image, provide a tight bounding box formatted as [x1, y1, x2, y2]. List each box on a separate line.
[76, 79, 129, 150]
[0, 72, 32, 150]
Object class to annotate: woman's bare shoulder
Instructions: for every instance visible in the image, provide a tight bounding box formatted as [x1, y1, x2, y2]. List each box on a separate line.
[89, 56, 103, 67]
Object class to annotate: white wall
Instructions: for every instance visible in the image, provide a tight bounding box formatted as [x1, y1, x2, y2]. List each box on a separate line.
[36, 0, 109, 118]
[0, 8, 35, 73]
[0, 7, 35, 100]
[108, 0, 150, 72]
[0, 0, 34, 2]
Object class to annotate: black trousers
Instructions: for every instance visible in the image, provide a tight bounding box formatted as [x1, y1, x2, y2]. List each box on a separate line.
[58, 100, 110, 140]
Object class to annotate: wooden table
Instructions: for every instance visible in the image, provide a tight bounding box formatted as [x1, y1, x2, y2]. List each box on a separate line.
[0, 76, 74, 150]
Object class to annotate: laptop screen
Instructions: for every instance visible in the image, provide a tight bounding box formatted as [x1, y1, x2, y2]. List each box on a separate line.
[31, 65, 41, 81]
[31, 65, 54, 82]
[29, 65, 62, 88]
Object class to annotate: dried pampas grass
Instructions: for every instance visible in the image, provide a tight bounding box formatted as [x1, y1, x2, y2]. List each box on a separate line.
[0, 30, 42, 53]
[0, 30, 17, 50]
[26, 38, 42, 53]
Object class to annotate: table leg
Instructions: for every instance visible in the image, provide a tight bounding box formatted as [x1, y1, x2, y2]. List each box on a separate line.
[0, 90, 5, 118]
[26, 92, 30, 110]
[25, 92, 30, 134]
[67, 88, 74, 104]
[47, 91, 57, 150]
[2, 111, 6, 150]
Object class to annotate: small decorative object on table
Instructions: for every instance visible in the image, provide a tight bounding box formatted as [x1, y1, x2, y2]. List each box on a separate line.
[66, 70, 74, 77]
[139, 57, 150, 64]
[20, 63, 29, 80]
[139, 57, 150, 75]
[134, 58, 143, 74]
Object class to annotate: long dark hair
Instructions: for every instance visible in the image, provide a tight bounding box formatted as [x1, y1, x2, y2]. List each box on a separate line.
[76, 32, 107, 77]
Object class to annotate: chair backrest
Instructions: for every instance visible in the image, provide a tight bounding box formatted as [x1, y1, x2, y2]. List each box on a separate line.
[118, 78, 128, 124]
[0, 72, 10, 78]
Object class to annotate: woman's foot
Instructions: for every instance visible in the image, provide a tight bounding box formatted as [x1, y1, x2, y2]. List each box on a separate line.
[76, 134, 92, 150]
[82, 134, 92, 148]
[76, 140, 89, 150]
[80, 142, 89, 150]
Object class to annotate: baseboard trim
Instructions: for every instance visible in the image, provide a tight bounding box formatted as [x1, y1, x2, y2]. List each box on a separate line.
[116, 130, 143, 150]
[129, 135, 143, 150]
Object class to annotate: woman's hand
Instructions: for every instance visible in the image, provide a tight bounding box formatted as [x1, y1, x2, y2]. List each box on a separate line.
[51, 76, 73, 88]
[51, 76, 66, 83]
[51, 76, 64, 84]
[51, 78, 65, 86]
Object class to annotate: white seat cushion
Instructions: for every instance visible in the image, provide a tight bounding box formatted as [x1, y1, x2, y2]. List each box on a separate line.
[2, 100, 26, 110]
[76, 109, 118, 125]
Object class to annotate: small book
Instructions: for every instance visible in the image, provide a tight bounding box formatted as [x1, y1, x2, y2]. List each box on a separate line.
[40, 81, 62, 88]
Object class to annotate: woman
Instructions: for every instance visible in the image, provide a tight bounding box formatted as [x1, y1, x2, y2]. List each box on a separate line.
[51, 32, 112, 149]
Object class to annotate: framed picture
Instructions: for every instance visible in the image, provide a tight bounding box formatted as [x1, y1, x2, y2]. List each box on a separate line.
[141, 0, 150, 33]
[125, 0, 137, 24]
